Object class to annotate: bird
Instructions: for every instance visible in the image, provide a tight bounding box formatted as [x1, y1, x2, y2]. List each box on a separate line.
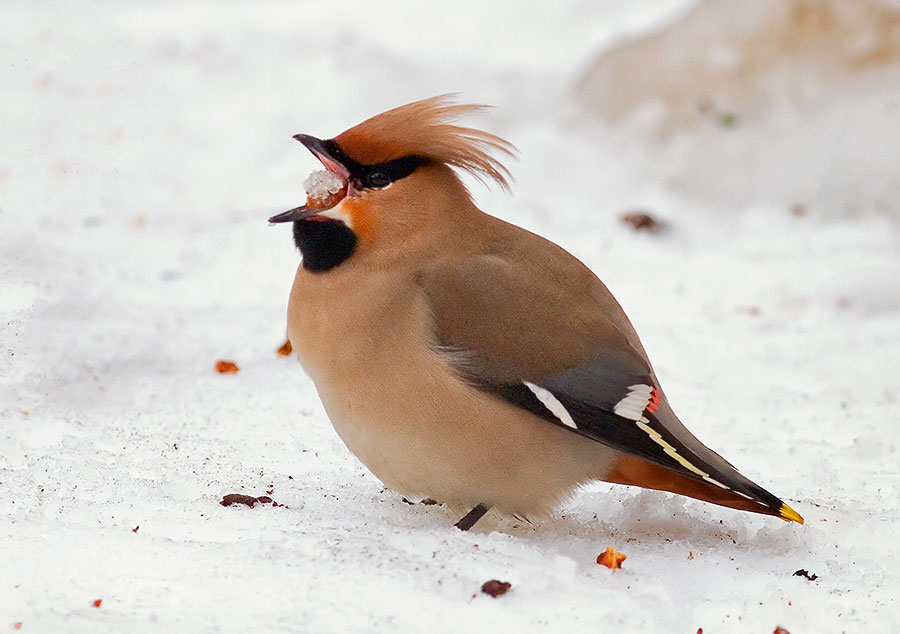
[268, 95, 803, 531]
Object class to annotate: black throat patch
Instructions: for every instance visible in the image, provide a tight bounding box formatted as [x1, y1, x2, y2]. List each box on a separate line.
[288, 142, 427, 272]
[292, 219, 357, 272]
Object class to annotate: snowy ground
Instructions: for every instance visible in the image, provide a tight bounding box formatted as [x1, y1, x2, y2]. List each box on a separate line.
[3, 1, 900, 632]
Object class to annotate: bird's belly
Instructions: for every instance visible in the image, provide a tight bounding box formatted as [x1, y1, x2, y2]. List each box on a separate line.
[302, 338, 615, 516]
[286, 267, 616, 516]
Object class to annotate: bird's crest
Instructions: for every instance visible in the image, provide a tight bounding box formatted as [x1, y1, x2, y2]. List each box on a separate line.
[334, 95, 516, 191]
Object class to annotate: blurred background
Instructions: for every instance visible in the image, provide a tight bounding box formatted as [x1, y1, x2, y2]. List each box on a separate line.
[3, 0, 899, 388]
[2, 1, 899, 632]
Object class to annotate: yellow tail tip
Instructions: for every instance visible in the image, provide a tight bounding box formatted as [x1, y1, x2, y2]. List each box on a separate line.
[779, 503, 804, 524]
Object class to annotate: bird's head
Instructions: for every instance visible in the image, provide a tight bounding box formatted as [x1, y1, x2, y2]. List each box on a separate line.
[268, 95, 515, 272]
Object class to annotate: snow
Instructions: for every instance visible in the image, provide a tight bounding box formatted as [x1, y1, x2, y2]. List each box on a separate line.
[303, 169, 346, 200]
[2, 1, 900, 632]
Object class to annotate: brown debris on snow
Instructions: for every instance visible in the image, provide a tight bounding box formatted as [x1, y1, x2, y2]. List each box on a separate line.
[621, 211, 665, 233]
[480, 580, 512, 598]
[793, 568, 819, 582]
[220, 494, 284, 508]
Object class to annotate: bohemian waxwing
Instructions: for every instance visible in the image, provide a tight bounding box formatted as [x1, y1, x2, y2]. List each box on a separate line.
[269, 95, 804, 531]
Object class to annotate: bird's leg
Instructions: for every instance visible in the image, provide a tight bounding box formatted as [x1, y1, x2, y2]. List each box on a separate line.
[454, 503, 490, 531]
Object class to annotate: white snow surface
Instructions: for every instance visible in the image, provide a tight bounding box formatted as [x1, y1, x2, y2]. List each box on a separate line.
[2, 1, 899, 633]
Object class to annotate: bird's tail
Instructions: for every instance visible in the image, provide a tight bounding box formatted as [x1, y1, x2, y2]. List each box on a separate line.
[607, 453, 804, 523]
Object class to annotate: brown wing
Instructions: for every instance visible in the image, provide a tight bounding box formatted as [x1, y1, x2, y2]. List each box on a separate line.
[418, 226, 794, 520]
[419, 223, 645, 383]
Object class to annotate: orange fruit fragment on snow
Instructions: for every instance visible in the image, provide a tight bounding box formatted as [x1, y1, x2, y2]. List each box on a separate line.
[276, 339, 293, 356]
[92, 600, 102, 608]
[215, 360, 239, 374]
[596, 546, 627, 569]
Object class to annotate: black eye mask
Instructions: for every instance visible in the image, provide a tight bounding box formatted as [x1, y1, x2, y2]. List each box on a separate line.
[319, 139, 429, 191]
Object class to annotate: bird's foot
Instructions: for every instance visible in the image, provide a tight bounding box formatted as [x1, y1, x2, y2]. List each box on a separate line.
[454, 503, 490, 531]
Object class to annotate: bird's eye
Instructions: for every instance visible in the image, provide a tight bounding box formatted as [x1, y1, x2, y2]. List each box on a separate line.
[367, 171, 391, 188]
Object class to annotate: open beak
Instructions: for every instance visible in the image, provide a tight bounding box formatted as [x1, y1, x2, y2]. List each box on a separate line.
[292, 134, 352, 180]
[269, 134, 354, 225]
[268, 205, 316, 224]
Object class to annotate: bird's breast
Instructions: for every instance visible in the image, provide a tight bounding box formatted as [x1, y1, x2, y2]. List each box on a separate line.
[286, 265, 420, 376]
[285, 265, 459, 492]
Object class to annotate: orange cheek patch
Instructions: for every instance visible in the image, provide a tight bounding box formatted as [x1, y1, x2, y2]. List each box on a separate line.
[341, 198, 376, 245]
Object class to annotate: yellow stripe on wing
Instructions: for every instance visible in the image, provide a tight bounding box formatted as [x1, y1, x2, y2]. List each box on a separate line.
[635, 418, 710, 478]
